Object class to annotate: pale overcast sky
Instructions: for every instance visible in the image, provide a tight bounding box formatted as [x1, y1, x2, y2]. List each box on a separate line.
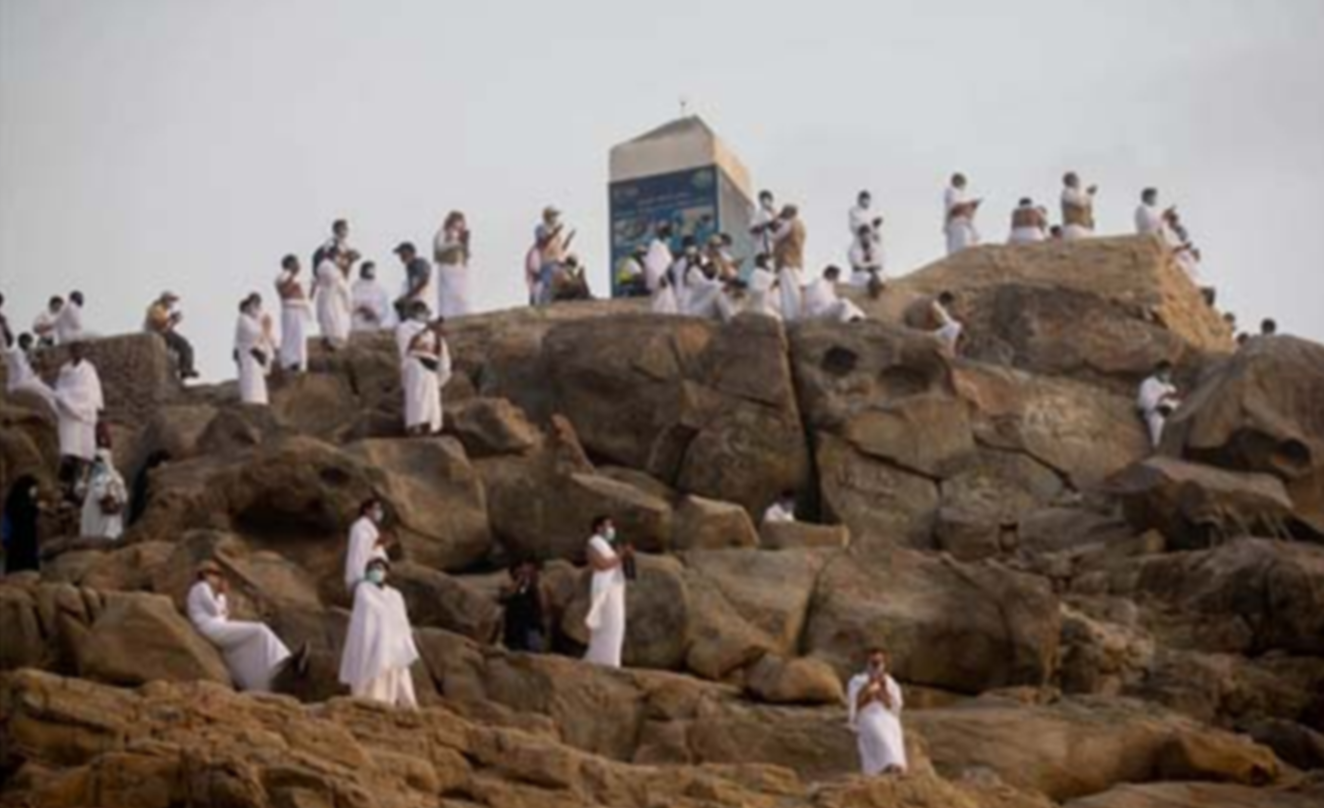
[2, 0, 1321, 378]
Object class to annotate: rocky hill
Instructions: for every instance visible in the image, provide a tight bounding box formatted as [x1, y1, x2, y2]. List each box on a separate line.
[2, 235, 1323, 808]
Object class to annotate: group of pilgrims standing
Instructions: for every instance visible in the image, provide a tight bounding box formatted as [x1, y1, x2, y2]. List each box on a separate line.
[2, 169, 1252, 782]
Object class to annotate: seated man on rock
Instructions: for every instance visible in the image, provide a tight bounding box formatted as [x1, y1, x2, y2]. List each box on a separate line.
[187, 560, 309, 692]
[930, 291, 963, 357]
[803, 266, 867, 323]
[763, 490, 797, 525]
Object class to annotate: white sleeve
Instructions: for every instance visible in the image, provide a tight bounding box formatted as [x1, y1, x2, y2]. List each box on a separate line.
[846, 675, 863, 729]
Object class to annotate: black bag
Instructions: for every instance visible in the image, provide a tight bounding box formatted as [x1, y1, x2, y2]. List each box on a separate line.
[417, 355, 440, 373]
[249, 348, 269, 366]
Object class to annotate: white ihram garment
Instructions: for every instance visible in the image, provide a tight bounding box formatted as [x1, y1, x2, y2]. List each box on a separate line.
[932, 302, 963, 351]
[345, 516, 388, 594]
[763, 500, 795, 525]
[396, 321, 450, 434]
[848, 240, 884, 287]
[944, 186, 980, 255]
[276, 271, 312, 371]
[802, 278, 865, 323]
[234, 312, 272, 405]
[187, 581, 292, 692]
[684, 271, 725, 319]
[584, 535, 627, 668]
[847, 671, 908, 775]
[1137, 375, 1179, 447]
[80, 450, 126, 540]
[339, 582, 419, 707]
[55, 359, 102, 461]
[315, 261, 352, 346]
[1062, 187, 1095, 240]
[1135, 203, 1164, 236]
[433, 231, 472, 318]
[777, 267, 805, 322]
[1008, 226, 1045, 245]
[351, 279, 394, 333]
[650, 283, 679, 315]
[55, 302, 90, 344]
[4, 345, 56, 412]
[643, 239, 673, 293]
[745, 268, 782, 319]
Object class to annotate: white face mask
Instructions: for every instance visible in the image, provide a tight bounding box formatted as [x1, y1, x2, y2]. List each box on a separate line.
[370, 507, 384, 523]
[366, 567, 387, 585]
[603, 526, 617, 542]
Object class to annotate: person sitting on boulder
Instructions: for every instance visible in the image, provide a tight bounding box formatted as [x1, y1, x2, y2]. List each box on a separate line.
[584, 515, 631, 668]
[847, 647, 908, 776]
[848, 223, 885, 290]
[32, 295, 63, 348]
[763, 491, 797, 525]
[79, 447, 127, 540]
[1008, 198, 1049, 244]
[500, 558, 550, 653]
[1137, 360, 1181, 448]
[930, 291, 963, 357]
[339, 557, 420, 707]
[803, 266, 867, 323]
[144, 291, 199, 381]
[345, 497, 390, 595]
[188, 560, 308, 693]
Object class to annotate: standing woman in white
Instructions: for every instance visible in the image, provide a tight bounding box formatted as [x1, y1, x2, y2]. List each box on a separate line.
[583, 515, 630, 668]
[275, 254, 312, 372]
[433, 211, 473, 319]
[847, 647, 908, 776]
[394, 301, 452, 436]
[234, 293, 275, 405]
[339, 558, 420, 707]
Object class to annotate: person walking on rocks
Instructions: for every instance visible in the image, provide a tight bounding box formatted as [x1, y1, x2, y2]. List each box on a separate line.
[1060, 172, 1098, 240]
[340, 557, 420, 707]
[1137, 360, 1180, 448]
[276, 254, 313, 371]
[848, 647, 908, 776]
[345, 497, 390, 594]
[54, 341, 103, 499]
[234, 293, 275, 405]
[394, 301, 451, 436]
[188, 560, 305, 692]
[944, 173, 981, 255]
[584, 515, 631, 668]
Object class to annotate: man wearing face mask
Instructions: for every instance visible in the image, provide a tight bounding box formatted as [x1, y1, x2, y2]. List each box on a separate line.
[340, 557, 420, 707]
[583, 515, 632, 668]
[345, 497, 391, 594]
[847, 647, 907, 776]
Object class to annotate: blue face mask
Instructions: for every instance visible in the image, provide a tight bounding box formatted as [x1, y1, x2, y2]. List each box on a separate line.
[366, 567, 387, 586]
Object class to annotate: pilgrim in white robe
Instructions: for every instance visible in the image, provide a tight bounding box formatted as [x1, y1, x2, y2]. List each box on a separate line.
[396, 321, 450, 434]
[339, 580, 420, 707]
[776, 266, 805, 322]
[1135, 203, 1164, 236]
[55, 359, 103, 462]
[4, 344, 57, 412]
[276, 271, 312, 371]
[1008, 226, 1046, 245]
[932, 302, 963, 353]
[847, 671, 908, 775]
[944, 186, 980, 255]
[1137, 375, 1180, 447]
[315, 260, 352, 346]
[584, 534, 627, 668]
[187, 580, 292, 692]
[763, 499, 796, 525]
[33, 309, 60, 346]
[234, 312, 272, 405]
[750, 205, 777, 256]
[345, 516, 388, 594]
[54, 301, 90, 344]
[1062, 187, 1095, 240]
[683, 271, 725, 319]
[715, 288, 741, 323]
[80, 449, 127, 540]
[745, 268, 782, 319]
[642, 239, 673, 294]
[433, 232, 472, 319]
[803, 278, 865, 323]
[351, 279, 394, 333]
[848, 204, 876, 237]
[650, 282, 679, 315]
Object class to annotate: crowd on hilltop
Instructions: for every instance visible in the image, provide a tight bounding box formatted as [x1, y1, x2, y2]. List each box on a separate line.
[0, 169, 1293, 782]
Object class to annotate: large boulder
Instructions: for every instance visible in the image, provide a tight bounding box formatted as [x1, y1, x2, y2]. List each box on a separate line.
[1106, 457, 1296, 548]
[75, 591, 231, 686]
[912, 695, 1281, 802]
[804, 549, 1060, 694]
[1163, 335, 1324, 536]
[1066, 782, 1324, 808]
[872, 236, 1232, 391]
[542, 314, 810, 514]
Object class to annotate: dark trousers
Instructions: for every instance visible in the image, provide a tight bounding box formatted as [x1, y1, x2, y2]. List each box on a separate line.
[162, 330, 195, 376]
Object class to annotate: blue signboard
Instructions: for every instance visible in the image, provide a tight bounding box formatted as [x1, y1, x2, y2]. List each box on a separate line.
[609, 167, 720, 297]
